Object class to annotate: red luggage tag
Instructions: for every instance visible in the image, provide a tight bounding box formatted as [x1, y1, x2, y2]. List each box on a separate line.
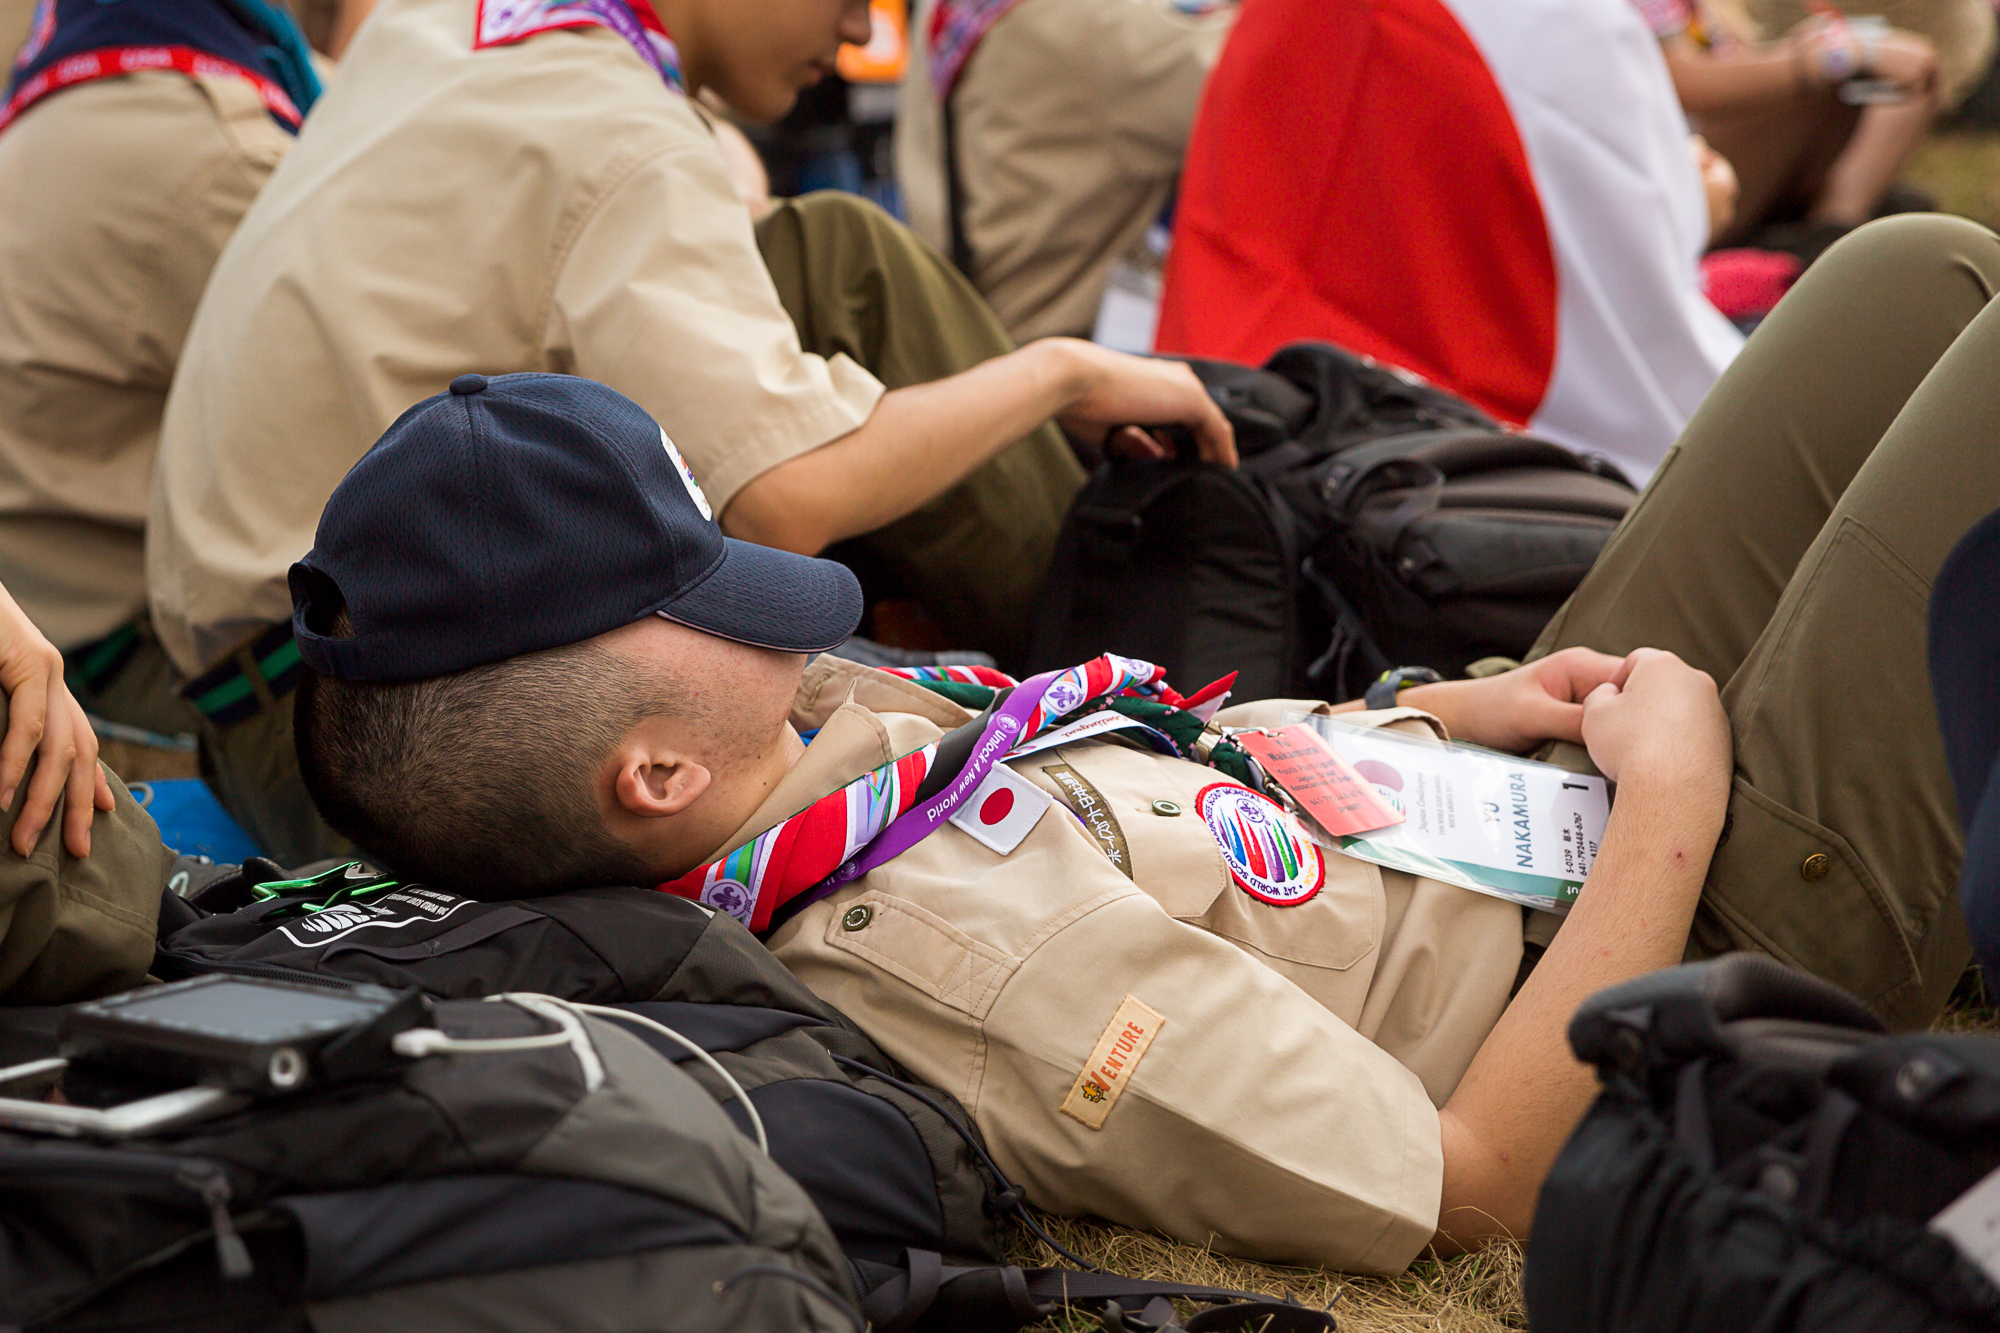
[1234, 724, 1406, 837]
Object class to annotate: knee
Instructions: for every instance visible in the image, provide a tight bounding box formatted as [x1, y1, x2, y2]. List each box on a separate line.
[783, 190, 909, 248]
[777, 190, 940, 271]
[1816, 213, 2000, 291]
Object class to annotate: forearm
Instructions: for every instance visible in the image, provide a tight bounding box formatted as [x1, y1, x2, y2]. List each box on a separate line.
[1433, 770, 1725, 1248]
[1666, 40, 1809, 112]
[721, 340, 1084, 553]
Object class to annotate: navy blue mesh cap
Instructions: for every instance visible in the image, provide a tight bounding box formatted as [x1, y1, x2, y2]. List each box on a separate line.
[290, 373, 863, 681]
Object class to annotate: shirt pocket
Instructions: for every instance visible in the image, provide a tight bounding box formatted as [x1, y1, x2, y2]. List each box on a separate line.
[1039, 743, 1386, 974]
[817, 892, 1015, 1021]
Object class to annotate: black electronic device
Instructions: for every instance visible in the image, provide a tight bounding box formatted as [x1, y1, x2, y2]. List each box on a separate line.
[59, 974, 425, 1094]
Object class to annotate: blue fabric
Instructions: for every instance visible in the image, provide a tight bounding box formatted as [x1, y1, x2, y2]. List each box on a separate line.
[8, 0, 320, 129]
[1928, 505, 2000, 981]
[127, 778, 262, 864]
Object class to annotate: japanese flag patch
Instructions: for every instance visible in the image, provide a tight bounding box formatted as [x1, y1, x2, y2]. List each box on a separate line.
[1197, 782, 1326, 906]
[948, 763, 1051, 856]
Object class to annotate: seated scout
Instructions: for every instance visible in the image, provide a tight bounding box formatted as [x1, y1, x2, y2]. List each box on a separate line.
[896, 0, 1238, 343]
[0, 0, 335, 738]
[147, 0, 1233, 865]
[267, 214, 1999, 1273]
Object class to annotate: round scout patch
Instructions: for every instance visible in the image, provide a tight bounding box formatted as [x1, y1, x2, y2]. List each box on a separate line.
[1196, 783, 1326, 906]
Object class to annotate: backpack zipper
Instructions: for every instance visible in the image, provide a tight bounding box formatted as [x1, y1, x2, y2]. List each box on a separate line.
[0, 1145, 256, 1280]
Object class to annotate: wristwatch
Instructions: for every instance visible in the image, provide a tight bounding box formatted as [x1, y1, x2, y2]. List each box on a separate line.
[1363, 666, 1444, 711]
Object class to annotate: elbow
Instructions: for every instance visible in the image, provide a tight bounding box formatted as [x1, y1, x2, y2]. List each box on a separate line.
[720, 470, 838, 555]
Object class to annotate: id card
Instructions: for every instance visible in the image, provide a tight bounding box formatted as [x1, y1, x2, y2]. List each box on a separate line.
[1276, 712, 1610, 911]
[1234, 725, 1404, 837]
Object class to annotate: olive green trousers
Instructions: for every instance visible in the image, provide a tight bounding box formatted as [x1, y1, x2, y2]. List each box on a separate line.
[756, 192, 1086, 670]
[1531, 213, 2000, 1029]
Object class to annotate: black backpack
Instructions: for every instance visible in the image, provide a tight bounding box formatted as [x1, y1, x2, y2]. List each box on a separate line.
[1028, 343, 1637, 700]
[2, 990, 866, 1333]
[7, 860, 1336, 1333]
[1523, 953, 2000, 1333]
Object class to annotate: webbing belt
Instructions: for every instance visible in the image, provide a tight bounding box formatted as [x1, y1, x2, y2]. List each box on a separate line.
[64, 621, 141, 696]
[178, 623, 301, 726]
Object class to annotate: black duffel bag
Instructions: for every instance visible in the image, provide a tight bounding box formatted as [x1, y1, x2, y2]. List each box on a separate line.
[1029, 343, 1636, 701]
[1522, 953, 2000, 1333]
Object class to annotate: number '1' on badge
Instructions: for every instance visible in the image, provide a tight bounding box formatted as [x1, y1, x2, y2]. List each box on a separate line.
[1235, 724, 1406, 837]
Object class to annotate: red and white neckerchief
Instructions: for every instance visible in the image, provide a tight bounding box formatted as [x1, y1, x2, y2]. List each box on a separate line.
[475, 0, 683, 92]
[0, 45, 301, 134]
[927, 0, 1228, 97]
[658, 654, 1237, 932]
[925, 0, 1027, 97]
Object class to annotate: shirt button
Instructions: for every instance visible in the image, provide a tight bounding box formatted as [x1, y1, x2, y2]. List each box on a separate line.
[842, 905, 874, 931]
[1800, 853, 1831, 882]
[1149, 799, 1182, 817]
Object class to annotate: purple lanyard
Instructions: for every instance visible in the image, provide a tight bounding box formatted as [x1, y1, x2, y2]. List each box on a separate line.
[804, 669, 1064, 902]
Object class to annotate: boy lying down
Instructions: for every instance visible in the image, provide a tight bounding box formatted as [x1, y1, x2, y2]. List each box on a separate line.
[17, 216, 1994, 1272]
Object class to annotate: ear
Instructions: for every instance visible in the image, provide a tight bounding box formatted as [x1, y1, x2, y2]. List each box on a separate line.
[609, 745, 712, 820]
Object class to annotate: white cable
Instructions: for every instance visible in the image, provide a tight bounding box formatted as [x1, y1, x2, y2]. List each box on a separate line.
[395, 995, 766, 1155]
[390, 1028, 574, 1059]
[568, 1002, 769, 1156]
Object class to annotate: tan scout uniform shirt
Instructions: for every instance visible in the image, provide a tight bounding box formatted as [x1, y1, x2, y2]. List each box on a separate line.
[147, 0, 885, 677]
[0, 71, 290, 650]
[759, 659, 1524, 1273]
[897, 0, 1236, 343]
[1, 0, 35, 63]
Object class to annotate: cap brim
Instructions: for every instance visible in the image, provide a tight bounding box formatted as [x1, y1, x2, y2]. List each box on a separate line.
[651, 537, 862, 653]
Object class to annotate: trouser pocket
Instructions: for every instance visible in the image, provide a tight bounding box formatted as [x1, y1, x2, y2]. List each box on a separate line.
[1692, 778, 1920, 1018]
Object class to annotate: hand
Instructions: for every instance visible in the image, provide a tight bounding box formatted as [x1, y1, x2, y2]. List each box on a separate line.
[1691, 134, 1739, 244]
[1579, 648, 1731, 788]
[0, 586, 114, 858]
[1863, 29, 1938, 93]
[1405, 648, 1625, 753]
[1044, 340, 1239, 467]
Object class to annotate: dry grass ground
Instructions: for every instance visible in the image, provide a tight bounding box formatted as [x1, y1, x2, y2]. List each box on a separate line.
[1907, 128, 2000, 232]
[1008, 1216, 1526, 1332]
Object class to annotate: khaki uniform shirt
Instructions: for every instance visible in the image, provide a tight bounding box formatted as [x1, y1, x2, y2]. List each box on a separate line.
[0, 0, 35, 63]
[148, 0, 885, 677]
[897, 0, 1235, 343]
[0, 72, 290, 650]
[760, 659, 1524, 1273]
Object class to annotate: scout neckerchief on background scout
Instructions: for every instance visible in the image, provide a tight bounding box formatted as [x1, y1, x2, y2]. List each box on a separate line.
[657, 654, 1328, 933]
[2, 0, 321, 135]
[475, 0, 683, 92]
[926, 0, 1230, 95]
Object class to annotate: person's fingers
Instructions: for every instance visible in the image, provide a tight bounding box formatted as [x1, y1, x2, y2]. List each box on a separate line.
[62, 731, 95, 860]
[15, 708, 72, 858]
[93, 764, 115, 813]
[0, 671, 48, 814]
[1108, 425, 1169, 460]
[1190, 394, 1237, 467]
[1538, 648, 1625, 702]
[1519, 693, 1588, 745]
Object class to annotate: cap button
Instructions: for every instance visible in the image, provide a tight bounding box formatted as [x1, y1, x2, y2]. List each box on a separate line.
[449, 374, 489, 396]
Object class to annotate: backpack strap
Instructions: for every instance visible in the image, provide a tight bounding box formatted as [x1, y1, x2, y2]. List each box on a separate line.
[862, 1251, 1337, 1333]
